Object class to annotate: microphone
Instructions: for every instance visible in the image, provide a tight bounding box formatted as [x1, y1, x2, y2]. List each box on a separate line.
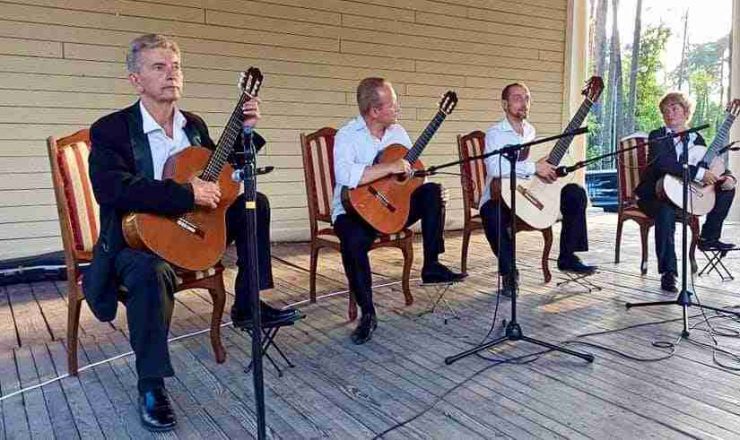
[232, 166, 274, 182]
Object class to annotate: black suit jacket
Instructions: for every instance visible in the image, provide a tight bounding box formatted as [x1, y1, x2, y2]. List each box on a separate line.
[83, 102, 265, 321]
[634, 127, 706, 205]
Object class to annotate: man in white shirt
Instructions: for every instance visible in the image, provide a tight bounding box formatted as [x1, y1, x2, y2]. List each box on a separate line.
[87, 34, 299, 431]
[480, 82, 595, 297]
[635, 91, 736, 291]
[332, 77, 465, 344]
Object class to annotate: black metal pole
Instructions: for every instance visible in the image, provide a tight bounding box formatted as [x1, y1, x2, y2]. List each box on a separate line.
[445, 136, 594, 365]
[240, 126, 267, 439]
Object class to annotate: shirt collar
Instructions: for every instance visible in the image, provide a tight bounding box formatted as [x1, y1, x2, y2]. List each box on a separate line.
[139, 101, 186, 135]
[352, 114, 400, 141]
[497, 116, 533, 137]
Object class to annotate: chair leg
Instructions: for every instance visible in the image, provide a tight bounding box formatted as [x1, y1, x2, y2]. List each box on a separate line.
[400, 239, 414, 306]
[67, 297, 82, 376]
[207, 280, 227, 364]
[541, 228, 553, 283]
[309, 244, 320, 303]
[461, 226, 471, 275]
[640, 223, 650, 275]
[615, 216, 624, 264]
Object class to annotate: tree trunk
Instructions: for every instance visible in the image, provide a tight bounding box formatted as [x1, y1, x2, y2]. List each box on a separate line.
[625, 0, 642, 134]
[592, 0, 609, 160]
[604, 0, 624, 168]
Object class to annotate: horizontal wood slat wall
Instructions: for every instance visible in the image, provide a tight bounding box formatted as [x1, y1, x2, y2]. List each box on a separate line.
[0, 0, 568, 260]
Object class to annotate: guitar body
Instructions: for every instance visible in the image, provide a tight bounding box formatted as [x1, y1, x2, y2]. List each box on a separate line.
[342, 144, 425, 234]
[659, 145, 727, 216]
[123, 146, 239, 271]
[494, 164, 575, 230]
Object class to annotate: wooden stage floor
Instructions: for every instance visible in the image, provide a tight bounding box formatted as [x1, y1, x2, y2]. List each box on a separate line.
[3, 212, 740, 439]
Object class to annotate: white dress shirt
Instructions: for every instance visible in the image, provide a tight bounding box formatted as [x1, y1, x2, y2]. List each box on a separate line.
[479, 117, 537, 207]
[331, 115, 412, 222]
[666, 128, 705, 182]
[140, 101, 190, 180]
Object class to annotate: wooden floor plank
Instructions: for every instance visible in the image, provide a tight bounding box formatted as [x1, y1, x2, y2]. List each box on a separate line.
[30, 345, 80, 440]
[15, 346, 55, 439]
[7, 214, 740, 437]
[0, 350, 30, 440]
[46, 341, 106, 440]
[6, 282, 50, 347]
[0, 286, 18, 350]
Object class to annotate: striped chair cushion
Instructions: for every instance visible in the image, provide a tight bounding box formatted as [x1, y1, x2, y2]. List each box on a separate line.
[459, 132, 487, 210]
[316, 227, 412, 244]
[115, 264, 224, 293]
[306, 131, 336, 222]
[57, 141, 100, 253]
[618, 133, 648, 204]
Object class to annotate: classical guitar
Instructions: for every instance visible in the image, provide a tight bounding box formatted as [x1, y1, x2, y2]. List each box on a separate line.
[660, 99, 740, 215]
[494, 76, 603, 230]
[122, 67, 264, 271]
[341, 91, 458, 234]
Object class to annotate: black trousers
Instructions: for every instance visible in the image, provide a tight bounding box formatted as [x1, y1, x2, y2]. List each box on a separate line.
[114, 192, 273, 389]
[480, 183, 589, 276]
[334, 182, 446, 316]
[639, 187, 735, 275]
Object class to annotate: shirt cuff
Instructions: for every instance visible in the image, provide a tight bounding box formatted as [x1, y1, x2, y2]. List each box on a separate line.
[347, 163, 366, 189]
[520, 162, 536, 178]
[694, 167, 705, 183]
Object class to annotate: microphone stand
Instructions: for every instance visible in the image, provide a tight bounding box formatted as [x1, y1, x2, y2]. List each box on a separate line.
[233, 125, 267, 439]
[625, 129, 740, 337]
[445, 128, 594, 365]
[554, 126, 711, 177]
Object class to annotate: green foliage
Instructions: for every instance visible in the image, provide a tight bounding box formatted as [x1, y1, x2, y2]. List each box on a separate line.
[633, 25, 671, 132]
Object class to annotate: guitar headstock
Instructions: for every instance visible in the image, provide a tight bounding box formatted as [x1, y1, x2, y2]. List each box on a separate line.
[582, 76, 604, 103]
[438, 91, 458, 115]
[238, 67, 263, 99]
[726, 98, 740, 117]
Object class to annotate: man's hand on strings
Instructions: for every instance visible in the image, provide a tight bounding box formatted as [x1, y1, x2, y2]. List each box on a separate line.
[190, 177, 221, 209]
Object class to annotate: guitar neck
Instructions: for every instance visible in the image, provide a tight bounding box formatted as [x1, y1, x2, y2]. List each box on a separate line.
[547, 99, 594, 165]
[405, 110, 448, 163]
[702, 112, 737, 163]
[201, 94, 250, 182]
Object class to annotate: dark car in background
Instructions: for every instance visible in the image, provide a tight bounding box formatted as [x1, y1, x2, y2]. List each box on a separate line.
[586, 169, 618, 212]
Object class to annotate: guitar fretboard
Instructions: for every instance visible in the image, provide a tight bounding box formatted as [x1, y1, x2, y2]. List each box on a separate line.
[201, 93, 251, 182]
[405, 111, 448, 164]
[547, 98, 595, 165]
[702, 112, 737, 164]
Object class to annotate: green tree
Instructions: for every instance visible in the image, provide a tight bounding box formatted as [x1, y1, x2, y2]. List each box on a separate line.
[634, 25, 671, 132]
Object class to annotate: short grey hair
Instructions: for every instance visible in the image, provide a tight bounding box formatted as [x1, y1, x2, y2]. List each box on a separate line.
[125, 34, 180, 73]
[357, 77, 388, 115]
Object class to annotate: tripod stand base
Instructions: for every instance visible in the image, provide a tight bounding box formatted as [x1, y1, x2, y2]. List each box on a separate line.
[445, 320, 594, 365]
[625, 288, 740, 336]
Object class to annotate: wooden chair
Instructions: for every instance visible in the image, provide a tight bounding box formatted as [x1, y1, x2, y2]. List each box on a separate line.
[300, 127, 414, 321]
[457, 131, 553, 282]
[615, 133, 698, 274]
[47, 129, 227, 375]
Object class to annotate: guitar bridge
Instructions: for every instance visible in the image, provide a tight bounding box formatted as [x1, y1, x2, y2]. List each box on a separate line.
[177, 217, 205, 239]
[517, 185, 544, 210]
[368, 186, 397, 212]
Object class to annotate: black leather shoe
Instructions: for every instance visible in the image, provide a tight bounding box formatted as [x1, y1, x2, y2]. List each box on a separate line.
[421, 263, 467, 284]
[351, 314, 377, 345]
[661, 272, 678, 293]
[139, 388, 176, 432]
[699, 239, 735, 251]
[557, 255, 597, 274]
[261, 301, 299, 321]
[231, 304, 302, 330]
